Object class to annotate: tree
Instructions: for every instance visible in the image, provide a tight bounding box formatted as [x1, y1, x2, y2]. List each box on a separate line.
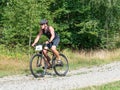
[49, 0, 120, 49]
[1, 0, 120, 50]
[2, 0, 53, 47]
[89, 0, 120, 48]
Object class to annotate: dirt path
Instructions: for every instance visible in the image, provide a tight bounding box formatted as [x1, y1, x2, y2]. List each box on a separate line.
[0, 61, 120, 90]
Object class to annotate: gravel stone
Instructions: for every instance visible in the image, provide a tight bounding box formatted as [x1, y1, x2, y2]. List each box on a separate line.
[0, 61, 120, 90]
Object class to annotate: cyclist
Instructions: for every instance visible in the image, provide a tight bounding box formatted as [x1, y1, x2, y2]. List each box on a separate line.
[32, 19, 61, 68]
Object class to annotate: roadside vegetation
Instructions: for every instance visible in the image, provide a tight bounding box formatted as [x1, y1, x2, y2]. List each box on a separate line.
[0, 45, 120, 77]
[76, 81, 120, 90]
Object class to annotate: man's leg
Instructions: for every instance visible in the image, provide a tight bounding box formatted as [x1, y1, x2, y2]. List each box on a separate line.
[43, 47, 51, 67]
[51, 46, 60, 60]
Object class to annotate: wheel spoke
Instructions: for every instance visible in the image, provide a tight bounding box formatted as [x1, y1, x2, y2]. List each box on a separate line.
[30, 54, 46, 78]
[53, 54, 69, 76]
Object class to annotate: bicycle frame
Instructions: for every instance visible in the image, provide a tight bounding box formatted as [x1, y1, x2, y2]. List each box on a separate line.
[40, 48, 55, 59]
[37, 48, 56, 68]
[30, 44, 69, 77]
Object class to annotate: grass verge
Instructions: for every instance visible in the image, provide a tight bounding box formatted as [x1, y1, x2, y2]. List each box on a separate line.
[0, 45, 120, 77]
[75, 80, 120, 90]
[64, 49, 120, 70]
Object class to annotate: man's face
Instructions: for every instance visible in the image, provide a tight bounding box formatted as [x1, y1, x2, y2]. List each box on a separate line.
[41, 24, 45, 29]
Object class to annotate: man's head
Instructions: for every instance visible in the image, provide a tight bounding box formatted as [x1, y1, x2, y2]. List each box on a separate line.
[40, 19, 48, 29]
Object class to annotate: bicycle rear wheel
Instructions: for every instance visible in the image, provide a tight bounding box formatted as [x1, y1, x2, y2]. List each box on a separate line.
[30, 54, 46, 78]
[53, 53, 69, 76]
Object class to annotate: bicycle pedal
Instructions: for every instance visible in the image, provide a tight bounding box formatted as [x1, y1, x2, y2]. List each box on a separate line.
[55, 64, 63, 67]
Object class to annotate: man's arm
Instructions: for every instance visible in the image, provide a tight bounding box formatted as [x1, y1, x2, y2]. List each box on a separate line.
[32, 29, 43, 46]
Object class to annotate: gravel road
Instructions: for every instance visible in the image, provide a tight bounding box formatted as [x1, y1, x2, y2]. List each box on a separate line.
[0, 61, 120, 90]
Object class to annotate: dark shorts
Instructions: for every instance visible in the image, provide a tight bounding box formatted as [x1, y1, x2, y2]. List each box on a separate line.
[45, 37, 60, 49]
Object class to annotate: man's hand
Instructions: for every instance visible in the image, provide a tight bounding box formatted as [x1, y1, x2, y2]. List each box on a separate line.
[32, 43, 36, 47]
[45, 41, 49, 44]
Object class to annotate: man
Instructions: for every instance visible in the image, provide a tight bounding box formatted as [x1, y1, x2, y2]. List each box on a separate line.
[32, 19, 61, 68]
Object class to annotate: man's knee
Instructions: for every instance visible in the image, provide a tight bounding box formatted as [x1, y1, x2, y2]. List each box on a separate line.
[43, 49, 47, 54]
[51, 46, 56, 51]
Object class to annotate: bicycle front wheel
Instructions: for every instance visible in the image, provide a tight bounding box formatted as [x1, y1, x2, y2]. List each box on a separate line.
[53, 53, 69, 76]
[30, 54, 46, 78]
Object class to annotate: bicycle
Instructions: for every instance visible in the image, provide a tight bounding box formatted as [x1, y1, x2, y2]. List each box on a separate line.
[30, 44, 69, 78]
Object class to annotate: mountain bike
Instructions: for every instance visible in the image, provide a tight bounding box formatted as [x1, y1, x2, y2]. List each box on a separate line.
[30, 44, 69, 78]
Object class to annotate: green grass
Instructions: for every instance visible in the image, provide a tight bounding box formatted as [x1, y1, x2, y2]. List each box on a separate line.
[0, 45, 30, 77]
[63, 49, 120, 70]
[0, 45, 120, 77]
[74, 81, 120, 90]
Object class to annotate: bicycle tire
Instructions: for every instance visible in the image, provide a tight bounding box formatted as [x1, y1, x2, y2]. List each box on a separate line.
[30, 54, 47, 78]
[52, 53, 69, 76]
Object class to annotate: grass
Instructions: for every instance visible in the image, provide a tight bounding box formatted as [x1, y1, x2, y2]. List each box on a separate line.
[0, 45, 120, 77]
[63, 49, 120, 70]
[0, 45, 30, 77]
[74, 80, 120, 90]
[0, 54, 29, 77]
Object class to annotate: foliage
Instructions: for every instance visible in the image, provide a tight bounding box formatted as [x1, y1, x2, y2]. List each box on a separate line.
[1, 0, 53, 47]
[0, 0, 120, 50]
[50, 0, 120, 49]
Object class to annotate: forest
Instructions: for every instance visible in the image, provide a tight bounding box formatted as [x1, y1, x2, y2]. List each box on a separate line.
[0, 0, 120, 50]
